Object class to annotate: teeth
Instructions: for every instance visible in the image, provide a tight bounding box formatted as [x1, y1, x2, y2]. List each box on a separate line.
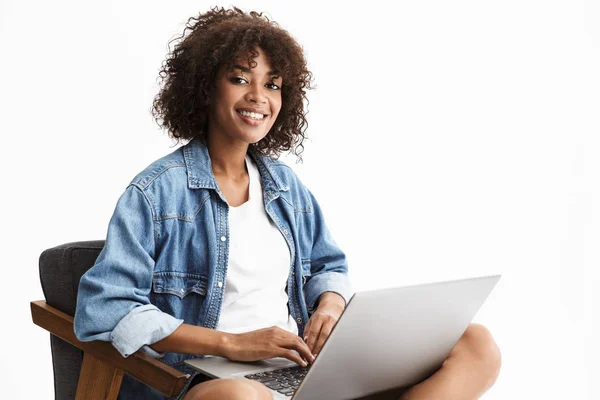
[239, 110, 265, 120]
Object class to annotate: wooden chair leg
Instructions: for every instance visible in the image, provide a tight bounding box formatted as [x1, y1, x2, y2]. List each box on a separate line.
[76, 352, 124, 400]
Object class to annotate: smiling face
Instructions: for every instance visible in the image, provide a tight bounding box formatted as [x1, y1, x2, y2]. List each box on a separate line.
[208, 48, 283, 146]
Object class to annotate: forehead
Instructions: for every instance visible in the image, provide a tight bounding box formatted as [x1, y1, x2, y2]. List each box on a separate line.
[229, 49, 278, 73]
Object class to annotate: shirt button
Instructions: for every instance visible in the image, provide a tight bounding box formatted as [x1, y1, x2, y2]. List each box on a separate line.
[283, 229, 289, 234]
[220, 236, 226, 242]
[217, 281, 223, 288]
[296, 317, 303, 323]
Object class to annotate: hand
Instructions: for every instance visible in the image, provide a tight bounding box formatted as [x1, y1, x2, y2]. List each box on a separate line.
[303, 292, 345, 357]
[222, 326, 315, 367]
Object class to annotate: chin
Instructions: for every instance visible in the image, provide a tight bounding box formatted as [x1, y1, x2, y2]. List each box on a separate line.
[236, 127, 271, 144]
[231, 132, 268, 145]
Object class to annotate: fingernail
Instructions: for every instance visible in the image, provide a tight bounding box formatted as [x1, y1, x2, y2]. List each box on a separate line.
[304, 336, 308, 342]
[302, 360, 308, 367]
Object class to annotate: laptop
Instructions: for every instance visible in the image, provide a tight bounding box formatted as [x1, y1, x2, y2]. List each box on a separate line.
[185, 274, 501, 400]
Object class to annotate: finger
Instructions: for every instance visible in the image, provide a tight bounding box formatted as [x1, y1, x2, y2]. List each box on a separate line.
[303, 320, 312, 343]
[279, 349, 308, 367]
[306, 319, 323, 354]
[289, 336, 314, 364]
[313, 322, 333, 356]
[273, 329, 313, 364]
[302, 328, 314, 363]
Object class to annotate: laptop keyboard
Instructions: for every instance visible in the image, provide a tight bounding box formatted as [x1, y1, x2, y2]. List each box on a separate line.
[245, 365, 310, 397]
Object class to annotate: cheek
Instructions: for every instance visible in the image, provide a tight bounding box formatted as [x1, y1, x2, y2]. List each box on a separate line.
[216, 94, 235, 117]
[214, 83, 236, 110]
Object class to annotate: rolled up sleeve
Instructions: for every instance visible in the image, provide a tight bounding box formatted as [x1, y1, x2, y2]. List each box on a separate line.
[302, 189, 353, 312]
[304, 271, 352, 312]
[74, 184, 183, 358]
[110, 304, 183, 357]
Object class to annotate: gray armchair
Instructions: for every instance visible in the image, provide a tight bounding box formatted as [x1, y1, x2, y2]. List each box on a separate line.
[31, 241, 187, 400]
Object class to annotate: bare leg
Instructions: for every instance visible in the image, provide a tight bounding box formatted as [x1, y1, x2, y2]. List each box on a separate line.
[184, 378, 273, 400]
[398, 323, 501, 400]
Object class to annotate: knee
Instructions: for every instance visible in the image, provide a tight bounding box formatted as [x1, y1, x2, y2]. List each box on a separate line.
[245, 380, 274, 399]
[457, 324, 502, 381]
[184, 378, 272, 400]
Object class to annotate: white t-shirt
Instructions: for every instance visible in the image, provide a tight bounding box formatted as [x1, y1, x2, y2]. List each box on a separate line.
[216, 155, 299, 335]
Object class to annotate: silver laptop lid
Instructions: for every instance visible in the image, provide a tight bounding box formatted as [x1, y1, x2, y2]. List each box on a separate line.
[292, 275, 500, 400]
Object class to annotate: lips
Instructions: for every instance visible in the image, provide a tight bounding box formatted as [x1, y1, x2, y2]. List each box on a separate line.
[236, 108, 269, 117]
[237, 110, 266, 126]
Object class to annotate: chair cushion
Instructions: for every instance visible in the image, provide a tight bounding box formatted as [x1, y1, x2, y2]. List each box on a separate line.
[39, 240, 105, 400]
[39, 240, 105, 315]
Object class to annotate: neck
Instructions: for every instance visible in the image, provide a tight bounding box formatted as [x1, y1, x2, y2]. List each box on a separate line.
[206, 133, 249, 179]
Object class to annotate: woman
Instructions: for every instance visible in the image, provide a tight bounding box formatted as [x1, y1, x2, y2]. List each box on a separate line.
[74, 6, 501, 400]
[74, 6, 349, 400]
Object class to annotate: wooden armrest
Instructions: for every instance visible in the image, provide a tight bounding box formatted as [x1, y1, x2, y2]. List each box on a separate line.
[30, 300, 188, 397]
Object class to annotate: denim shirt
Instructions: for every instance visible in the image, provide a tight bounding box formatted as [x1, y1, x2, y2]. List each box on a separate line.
[74, 138, 352, 399]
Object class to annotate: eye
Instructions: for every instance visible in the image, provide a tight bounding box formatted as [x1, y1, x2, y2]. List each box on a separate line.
[230, 76, 248, 85]
[266, 82, 281, 91]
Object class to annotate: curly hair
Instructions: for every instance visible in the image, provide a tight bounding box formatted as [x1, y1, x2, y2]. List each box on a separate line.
[151, 6, 314, 161]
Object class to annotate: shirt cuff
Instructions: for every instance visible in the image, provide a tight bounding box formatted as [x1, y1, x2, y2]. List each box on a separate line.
[139, 345, 166, 359]
[304, 271, 353, 312]
[109, 304, 184, 358]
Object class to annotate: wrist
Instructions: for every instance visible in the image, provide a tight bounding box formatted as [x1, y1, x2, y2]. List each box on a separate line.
[317, 292, 345, 312]
[215, 331, 235, 358]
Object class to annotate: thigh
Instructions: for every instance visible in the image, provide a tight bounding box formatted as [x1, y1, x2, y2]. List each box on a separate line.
[181, 374, 213, 399]
[184, 377, 271, 400]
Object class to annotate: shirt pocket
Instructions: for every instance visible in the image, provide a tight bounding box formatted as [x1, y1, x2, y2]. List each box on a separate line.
[151, 272, 209, 323]
[152, 272, 208, 298]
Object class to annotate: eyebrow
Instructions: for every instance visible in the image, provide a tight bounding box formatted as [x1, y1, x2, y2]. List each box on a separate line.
[232, 64, 280, 77]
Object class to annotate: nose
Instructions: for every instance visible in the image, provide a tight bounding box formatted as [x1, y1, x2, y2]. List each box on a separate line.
[245, 81, 268, 104]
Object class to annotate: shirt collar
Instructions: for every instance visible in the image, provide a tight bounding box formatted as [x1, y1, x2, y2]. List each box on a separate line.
[182, 137, 289, 193]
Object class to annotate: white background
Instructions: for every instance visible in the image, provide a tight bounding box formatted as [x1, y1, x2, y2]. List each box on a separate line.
[1, 0, 599, 399]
